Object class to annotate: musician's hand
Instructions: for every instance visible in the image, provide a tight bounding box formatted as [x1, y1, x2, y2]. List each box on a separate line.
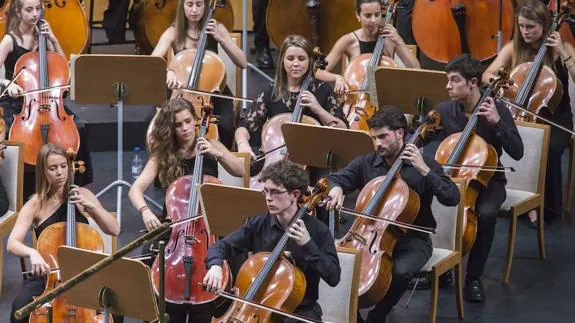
[206, 19, 225, 42]
[477, 96, 500, 125]
[29, 249, 50, 277]
[237, 140, 257, 160]
[142, 209, 162, 231]
[69, 186, 97, 213]
[381, 24, 403, 46]
[400, 144, 430, 176]
[203, 265, 224, 293]
[334, 75, 349, 96]
[166, 70, 182, 90]
[546, 31, 567, 57]
[39, 20, 58, 44]
[326, 186, 344, 210]
[287, 219, 311, 246]
[197, 137, 223, 159]
[6, 82, 23, 98]
[300, 91, 322, 114]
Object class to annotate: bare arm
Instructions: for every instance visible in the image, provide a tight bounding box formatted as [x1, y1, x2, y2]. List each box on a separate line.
[129, 157, 162, 231]
[6, 198, 38, 258]
[0, 35, 13, 86]
[199, 138, 245, 176]
[151, 27, 176, 59]
[482, 42, 513, 84]
[76, 188, 120, 236]
[213, 22, 247, 68]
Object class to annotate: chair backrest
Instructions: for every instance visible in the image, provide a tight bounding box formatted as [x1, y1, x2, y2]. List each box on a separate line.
[0, 141, 24, 214]
[217, 152, 250, 187]
[500, 122, 550, 194]
[430, 178, 465, 252]
[87, 212, 118, 254]
[218, 32, 242, 96]
[318, 247, 360, 323]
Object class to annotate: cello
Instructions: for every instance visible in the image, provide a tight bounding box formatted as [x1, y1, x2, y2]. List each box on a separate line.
[342, 2, 398, 132]
[30, 152, 109, 323]
[502, 1, 572, 122]
[131, 0, 234, 54]
[152, 103, 231, 307]
[212, 179, 329, 323]
[412, 0, 514, 63]
[435, 71, 512, 254]
[8, 9, 79, 166]
[336, 111, 440, 308]
[249, 48, 326, 189]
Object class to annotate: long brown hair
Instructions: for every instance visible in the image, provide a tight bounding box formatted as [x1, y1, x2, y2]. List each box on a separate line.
[513, 0, 554, 68]
[149, 98, 198, 187]
[272, 35, 315, 101]
[35, 143, 72, 211]
[6, 0, 40, 42]
[173, 0, 210, 52]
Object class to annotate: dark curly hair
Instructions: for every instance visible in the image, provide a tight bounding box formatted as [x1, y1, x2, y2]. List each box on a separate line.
[259, 160, 309, 195]
[445, 54, 483, 82]
[367, 106, 408, 137]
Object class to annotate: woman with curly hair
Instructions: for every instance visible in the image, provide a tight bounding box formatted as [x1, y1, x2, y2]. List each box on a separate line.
[129, 97, 244, 232]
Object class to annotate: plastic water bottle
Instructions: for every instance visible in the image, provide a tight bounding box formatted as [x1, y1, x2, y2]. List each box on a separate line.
[131, 146, 143, 180]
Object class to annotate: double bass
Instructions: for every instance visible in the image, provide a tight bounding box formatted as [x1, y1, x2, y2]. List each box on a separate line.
[502, 1, 572, 122]
[152, 103, 231, 307]
[412, 0, 514, 63]
[9, 10, 79, 166]
[435, 72, 512, 254]
[249, 48, 326, 189]
[131, 0, 234, 54]
[212, 179, 329, 323]
[342, 2, 398, 132]
[30, 152, 109, 322]
[337, 111, 440, 308]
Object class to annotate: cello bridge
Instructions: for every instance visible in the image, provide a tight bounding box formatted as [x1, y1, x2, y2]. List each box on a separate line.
[39, 104, 51, 112]
[346, 231, 367, 245]
[184, 235, 200, 243]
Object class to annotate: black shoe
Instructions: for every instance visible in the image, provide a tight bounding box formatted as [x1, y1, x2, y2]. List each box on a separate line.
[464, 278, 485, 303]
[256, 48, 274, 69]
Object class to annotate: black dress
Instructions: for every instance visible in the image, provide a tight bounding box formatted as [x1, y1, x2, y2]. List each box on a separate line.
[9, 202, 88, 323]
[352, 31, 377, 54]
[0, 33, 94, 199]
[171, 35, 236, 149]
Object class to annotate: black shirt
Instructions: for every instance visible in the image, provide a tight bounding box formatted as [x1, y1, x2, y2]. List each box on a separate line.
[238, 80, 346, 148]
[424, 99, 524, 184]
[326, 151, 460, 230]
[205, 211, 341, 305]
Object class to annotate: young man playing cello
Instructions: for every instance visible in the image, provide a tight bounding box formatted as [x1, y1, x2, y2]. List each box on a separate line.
[425, 54, 524, 302]
[203, 160, 341, 322]
[325, 107, 460, 322]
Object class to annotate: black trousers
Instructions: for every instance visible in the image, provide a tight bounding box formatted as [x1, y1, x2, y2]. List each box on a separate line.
[252, 0, 270, 49]
[543, 121, 572, 221]
[396, 0, 416, 45]
[102, 0, 131, 43]
[466, 179, 507, 280]
[362, 231, 432, 323]
[283, 300, 323, 323]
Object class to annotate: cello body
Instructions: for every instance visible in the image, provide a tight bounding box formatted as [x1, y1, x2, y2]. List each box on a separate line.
[131, 0, 234, 54]
[412, 0, 514, 63]
[30, 222, 109, 323]
[9, 51, 79, 166]
[337, 176, 420, 308]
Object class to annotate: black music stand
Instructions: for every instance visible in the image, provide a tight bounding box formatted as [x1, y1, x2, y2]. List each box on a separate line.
[70, 55, 166, 227]
[58, 246, 162, 323]
[281, 122, 374, 234]
[372, 66, 449, 119]
[199, 183, 268, 236]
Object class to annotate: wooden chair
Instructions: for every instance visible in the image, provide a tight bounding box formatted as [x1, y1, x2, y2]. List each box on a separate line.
[406, 178, 465, 323]
[87, 212, 118, 254]
[317, 247, 361, 323]
[0, 141, 24, 295]
[499, 122, 550, 284]
[217, 152, 250, 188]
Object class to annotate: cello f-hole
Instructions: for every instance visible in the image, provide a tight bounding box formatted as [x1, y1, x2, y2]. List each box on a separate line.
[368, 230, 379, 255]
[154, 0, 167, 9]
[54, 0, 67, 8]
[166, 228, 184, 254]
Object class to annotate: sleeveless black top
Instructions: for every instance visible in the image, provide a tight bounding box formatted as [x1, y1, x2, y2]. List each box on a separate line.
[34, 202, 88, 238]
[160, 155, 219, 219]
[172, 33, 219, 55]
[4, 33, 32, 80]
[550, 58, 573, 128]
[353, 32, 376, 54]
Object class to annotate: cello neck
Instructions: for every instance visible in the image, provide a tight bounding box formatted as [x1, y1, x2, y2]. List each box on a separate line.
[243, 206, 310, 301]
[291, 73, 314, 123]
[66, 172, 76, 247]
[185, 110, 210, 219]
[187, 1, 217, 90]
[38, 10, 48, 89]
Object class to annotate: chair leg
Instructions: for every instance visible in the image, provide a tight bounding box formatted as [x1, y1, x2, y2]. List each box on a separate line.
[429, 268, 439, 323]
[503, 211, 518, 284]
[455, 264, 464, 320]
[0, 240, 4, 296]
[537, 206, 546, 259]
[564, 137, 574, 223]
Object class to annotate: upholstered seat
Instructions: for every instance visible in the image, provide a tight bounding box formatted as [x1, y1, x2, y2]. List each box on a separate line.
[499, 122, 550, 284]
[217, 152, 250, 188]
